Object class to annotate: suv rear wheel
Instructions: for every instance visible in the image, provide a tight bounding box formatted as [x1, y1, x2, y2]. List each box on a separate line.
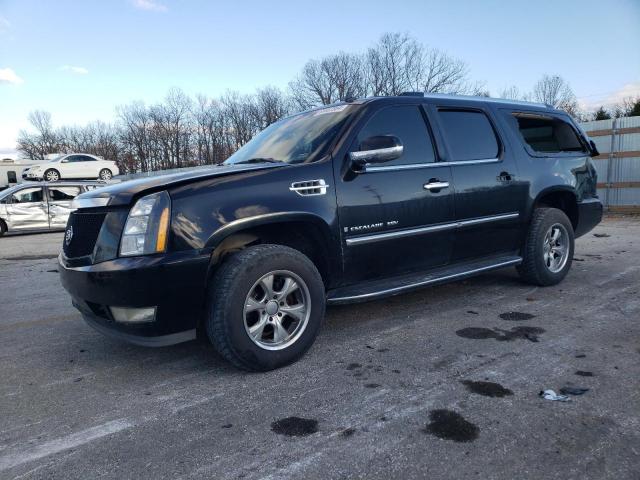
[517, 207, 574, 286]
[206, 244, 325, 371]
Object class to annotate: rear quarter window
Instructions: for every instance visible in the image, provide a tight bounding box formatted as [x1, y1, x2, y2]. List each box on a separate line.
[512, 113, 585, 154]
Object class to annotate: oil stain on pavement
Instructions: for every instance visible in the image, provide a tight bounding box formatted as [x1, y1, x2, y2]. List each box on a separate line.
[271, 417, 318, 437]
[499, 311, 536, 321]
[423, 409, 479, 442]
[461, 380, 514, 397]
[456, 326, 545, 342]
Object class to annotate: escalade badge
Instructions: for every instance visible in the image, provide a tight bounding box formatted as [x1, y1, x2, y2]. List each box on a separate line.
[65, 226, 74, 246]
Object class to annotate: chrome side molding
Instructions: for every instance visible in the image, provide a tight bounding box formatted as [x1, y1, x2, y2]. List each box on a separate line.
[346, 212, 519, 246]
[365, 158, 500, 173]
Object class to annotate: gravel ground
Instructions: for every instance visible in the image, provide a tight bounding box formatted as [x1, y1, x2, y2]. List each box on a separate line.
[0, 217, 639, 480]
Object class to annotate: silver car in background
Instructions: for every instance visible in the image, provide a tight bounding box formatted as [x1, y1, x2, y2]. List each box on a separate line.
[0, 181, 104, 236]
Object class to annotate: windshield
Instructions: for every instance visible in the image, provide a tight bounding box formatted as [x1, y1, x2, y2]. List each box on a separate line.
[224, 104, 355, 165]
[48, 155, 64, 162]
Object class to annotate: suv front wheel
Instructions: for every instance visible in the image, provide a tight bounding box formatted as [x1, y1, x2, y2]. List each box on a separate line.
[206, 244, 325, 371]
[517, 207, 574, 286]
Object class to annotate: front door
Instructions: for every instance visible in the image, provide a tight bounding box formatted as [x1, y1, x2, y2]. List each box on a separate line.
[335, 104, 455, 284]
[5, 186, 49, 231]
[47, 185, 82, 229]
[429, 105, 527, 261]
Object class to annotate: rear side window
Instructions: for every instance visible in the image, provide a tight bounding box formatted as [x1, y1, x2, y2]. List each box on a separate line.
[514, 114, 585, 154]
[356, 105, 436, 165]
[437, 110, 499, 161]
[48, 186, 81, 201]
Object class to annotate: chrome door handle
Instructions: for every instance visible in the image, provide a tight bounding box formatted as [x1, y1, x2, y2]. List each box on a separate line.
[423, 181, 450, 191]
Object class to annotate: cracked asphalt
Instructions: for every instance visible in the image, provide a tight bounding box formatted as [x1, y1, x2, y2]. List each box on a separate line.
[1, 216, 639, 479]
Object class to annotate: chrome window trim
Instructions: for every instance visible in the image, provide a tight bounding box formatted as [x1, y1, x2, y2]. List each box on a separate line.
[329, 258, 523, 303]
[345, 212, 519, 246]
[364, 158, 500, 172]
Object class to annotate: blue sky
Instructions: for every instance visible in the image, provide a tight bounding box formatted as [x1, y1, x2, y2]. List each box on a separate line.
[1, 0, 639, 156]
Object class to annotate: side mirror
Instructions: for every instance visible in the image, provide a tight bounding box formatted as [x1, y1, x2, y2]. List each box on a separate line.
[349, 135, 403, 168]
[61, 159, 69, 163]
[589, 139, 600, 157]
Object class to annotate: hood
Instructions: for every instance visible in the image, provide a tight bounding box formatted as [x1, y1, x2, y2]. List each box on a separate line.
[76, 162, 285, 207]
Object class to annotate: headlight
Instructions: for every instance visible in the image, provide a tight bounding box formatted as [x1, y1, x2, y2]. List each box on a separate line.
[120, 191, 171, 257]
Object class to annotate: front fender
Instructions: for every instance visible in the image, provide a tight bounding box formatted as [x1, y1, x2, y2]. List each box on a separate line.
[204, 211, 334, 250]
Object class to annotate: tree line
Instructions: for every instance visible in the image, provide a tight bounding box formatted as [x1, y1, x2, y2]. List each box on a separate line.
[16, 32, 640, 173]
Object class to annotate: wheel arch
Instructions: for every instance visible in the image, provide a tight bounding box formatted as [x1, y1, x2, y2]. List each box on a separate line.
[532, 186, 579, 230]
[205, 212, 339, 288]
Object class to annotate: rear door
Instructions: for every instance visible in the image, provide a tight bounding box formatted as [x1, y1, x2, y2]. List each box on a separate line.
[46, 184, 82, 229]
[428, 104, 527, 261]
[5, 186, 49, 230]
[335, 103, 455, 284]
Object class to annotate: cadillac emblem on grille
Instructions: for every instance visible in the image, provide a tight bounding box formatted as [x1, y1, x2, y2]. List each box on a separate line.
[65, 225, 74, 246]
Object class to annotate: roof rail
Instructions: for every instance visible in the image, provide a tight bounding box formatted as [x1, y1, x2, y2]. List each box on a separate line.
[399, 92, 424, 97]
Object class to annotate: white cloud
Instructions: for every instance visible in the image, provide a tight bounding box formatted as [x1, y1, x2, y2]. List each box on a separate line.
[0, 67, 24, 85]
[132, 0, 168, 12]
[59, 65, 89, 75]
[578, 81, 640, 110]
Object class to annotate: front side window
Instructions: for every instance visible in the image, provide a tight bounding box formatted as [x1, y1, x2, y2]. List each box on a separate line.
[438, 110, 499, 161]
[224, 105, 354, 165]
[12, 187, 43, 203]
[514, 114, 585, 154]
[48, 186, 81, 201]
[355, 105, 435, 165]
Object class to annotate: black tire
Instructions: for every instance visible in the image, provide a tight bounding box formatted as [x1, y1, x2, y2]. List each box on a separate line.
[517, 207, 574, 286]
[99, 168, 112, 180]
[0, 220, 6, 237]
[44, 169, 60, 182]
[206, 244, 325, 371]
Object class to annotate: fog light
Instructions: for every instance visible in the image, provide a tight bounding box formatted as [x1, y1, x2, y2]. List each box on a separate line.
[110, 306, 156, 323]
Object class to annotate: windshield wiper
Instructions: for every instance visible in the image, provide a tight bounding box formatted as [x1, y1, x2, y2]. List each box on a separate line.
[233, 157, 282, 165]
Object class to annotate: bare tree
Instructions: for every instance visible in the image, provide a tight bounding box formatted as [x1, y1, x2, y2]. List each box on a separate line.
[289, 52, 366, 109]
[221, 91, 255, 149]
[16, 110, 61, 159]
[499, 85, 522, 100]
[250, 86, 291, 130]
[532, 75, 577, 110]
[364, 33, 471, 96]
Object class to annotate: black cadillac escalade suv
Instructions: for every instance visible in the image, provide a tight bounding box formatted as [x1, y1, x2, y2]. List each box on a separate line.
[59, 93, 603, 370]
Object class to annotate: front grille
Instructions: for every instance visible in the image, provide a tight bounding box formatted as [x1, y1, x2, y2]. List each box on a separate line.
[63, 211, 106, 258]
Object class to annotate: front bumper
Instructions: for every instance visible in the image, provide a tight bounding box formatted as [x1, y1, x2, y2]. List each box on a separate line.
[575, 197, 603, 238]
[59, 251, 210, 345]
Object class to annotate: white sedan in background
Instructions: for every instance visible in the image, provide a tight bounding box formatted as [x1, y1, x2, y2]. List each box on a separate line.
[23, 153, 119, 181]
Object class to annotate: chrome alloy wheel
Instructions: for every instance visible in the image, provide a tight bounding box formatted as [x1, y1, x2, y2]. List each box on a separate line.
[543, 223, 570, 273]
[243, 270, 311, 351]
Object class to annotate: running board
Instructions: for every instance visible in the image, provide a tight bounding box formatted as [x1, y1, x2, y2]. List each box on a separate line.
[326, 255, 522, 305]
